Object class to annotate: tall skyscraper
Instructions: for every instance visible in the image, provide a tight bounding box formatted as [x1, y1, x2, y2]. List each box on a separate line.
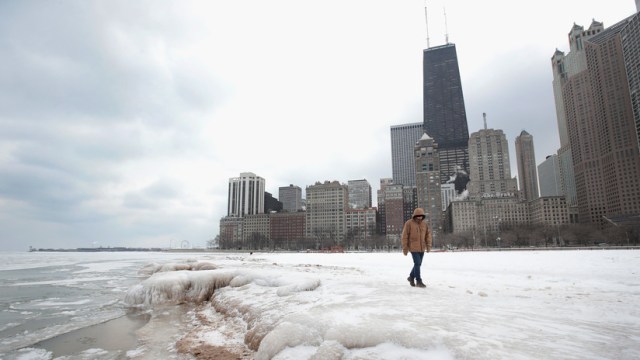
[423, 43, 470, 192]
[538, 155, 563, 197]
[515, 130, 539, 202]
[467, 126, 518, 198]
[559, 13, 640, 223]
[347, 179, 372, 209]
[227, 172, 265, 217]
[414, 132, 442, 241]
[279, 184, 303, 212]
[551, 20, 604, 208]
[390, 122, 423, 187]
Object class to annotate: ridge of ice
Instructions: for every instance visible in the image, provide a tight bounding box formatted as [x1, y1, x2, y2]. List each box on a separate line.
[137, 260, 217, 276]
[124, 269, 237, 306]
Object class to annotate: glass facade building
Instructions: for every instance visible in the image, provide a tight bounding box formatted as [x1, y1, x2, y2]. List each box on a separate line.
[423, 43, 470, 193]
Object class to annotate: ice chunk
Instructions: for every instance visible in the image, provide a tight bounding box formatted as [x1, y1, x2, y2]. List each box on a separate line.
[124, 270, 236, 306]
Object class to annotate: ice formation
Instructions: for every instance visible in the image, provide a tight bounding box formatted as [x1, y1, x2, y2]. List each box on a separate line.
[137, 259, 217, 276]
[124, 269, 237, 305]
[117, 251, 640, 360]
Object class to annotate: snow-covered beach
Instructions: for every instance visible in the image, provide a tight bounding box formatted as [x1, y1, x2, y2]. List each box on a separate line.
[1, 250, 639, 359]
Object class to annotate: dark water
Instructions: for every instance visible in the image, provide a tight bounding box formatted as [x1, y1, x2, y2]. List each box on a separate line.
[0, 251, 192, 358]
[34, 312, 151, 357]
[0, 266, 95, 341]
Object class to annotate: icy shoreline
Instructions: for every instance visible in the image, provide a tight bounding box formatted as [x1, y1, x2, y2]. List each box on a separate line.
[2, 250, 639, 359]
[125, 250, 640, 359]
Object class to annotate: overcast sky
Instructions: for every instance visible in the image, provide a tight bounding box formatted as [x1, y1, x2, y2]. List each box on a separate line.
[0, 0, 636, 251]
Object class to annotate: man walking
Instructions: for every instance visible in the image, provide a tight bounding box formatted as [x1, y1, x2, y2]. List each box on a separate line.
[401, 208, 432, 288]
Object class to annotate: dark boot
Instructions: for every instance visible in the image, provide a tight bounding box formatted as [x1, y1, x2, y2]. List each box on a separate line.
[416, 280, 426, 288]
[407, 276, 415, 287]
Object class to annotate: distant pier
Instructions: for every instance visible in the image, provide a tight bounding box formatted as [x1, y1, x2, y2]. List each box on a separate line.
[28, 246, 166, 252]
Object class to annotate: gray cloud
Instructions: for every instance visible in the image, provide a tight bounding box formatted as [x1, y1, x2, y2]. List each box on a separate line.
[0, 0, 632, 251]
[0, 0, 225, 250]
[0, 1, 222, 122]
[122, 179, 183, 210]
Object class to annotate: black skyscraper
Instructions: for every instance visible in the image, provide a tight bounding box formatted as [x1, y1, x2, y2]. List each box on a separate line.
[423, 43, 470, 193]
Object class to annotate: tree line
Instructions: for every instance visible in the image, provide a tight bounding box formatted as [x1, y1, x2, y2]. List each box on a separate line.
[209, 222, 637, 251]
[438, 223, 637, 249]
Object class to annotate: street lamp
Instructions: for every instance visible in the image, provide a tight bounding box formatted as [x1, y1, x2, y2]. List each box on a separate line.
[483, 223, 487, 248]
[472, 227, 477, 250]
[493, 216, 501, 248]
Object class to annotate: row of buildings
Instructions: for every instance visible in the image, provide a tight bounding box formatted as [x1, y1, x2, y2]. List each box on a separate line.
[218, 125, 570, 250]
[218, 6, 640, 249]
[221, 174, 377, 250]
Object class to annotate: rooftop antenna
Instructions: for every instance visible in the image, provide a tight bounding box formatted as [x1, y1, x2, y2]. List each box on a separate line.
[483, 112, 487, 130]
[424, 0, 430, 48]
[444, 6, 449, 44]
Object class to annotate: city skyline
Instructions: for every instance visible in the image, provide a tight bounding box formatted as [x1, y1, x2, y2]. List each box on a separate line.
[0, 1, 636, 250]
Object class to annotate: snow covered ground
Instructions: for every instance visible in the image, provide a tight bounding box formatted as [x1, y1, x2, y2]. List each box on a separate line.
[124, 250, 640, 359]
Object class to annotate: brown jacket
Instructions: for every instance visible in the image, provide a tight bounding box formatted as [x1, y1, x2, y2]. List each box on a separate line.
[401, 208, 432, 254]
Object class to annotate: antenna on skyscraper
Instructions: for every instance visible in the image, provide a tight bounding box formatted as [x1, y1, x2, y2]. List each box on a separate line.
[483, 112, 487, 130]
[424, 1, 430, 48]
[444, 7, 449, 44]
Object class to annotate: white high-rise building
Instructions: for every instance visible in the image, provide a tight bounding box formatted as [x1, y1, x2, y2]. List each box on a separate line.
[227, 172, 265, 217]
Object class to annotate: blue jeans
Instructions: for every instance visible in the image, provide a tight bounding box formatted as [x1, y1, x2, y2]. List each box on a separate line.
[409, 252, 425, 281]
